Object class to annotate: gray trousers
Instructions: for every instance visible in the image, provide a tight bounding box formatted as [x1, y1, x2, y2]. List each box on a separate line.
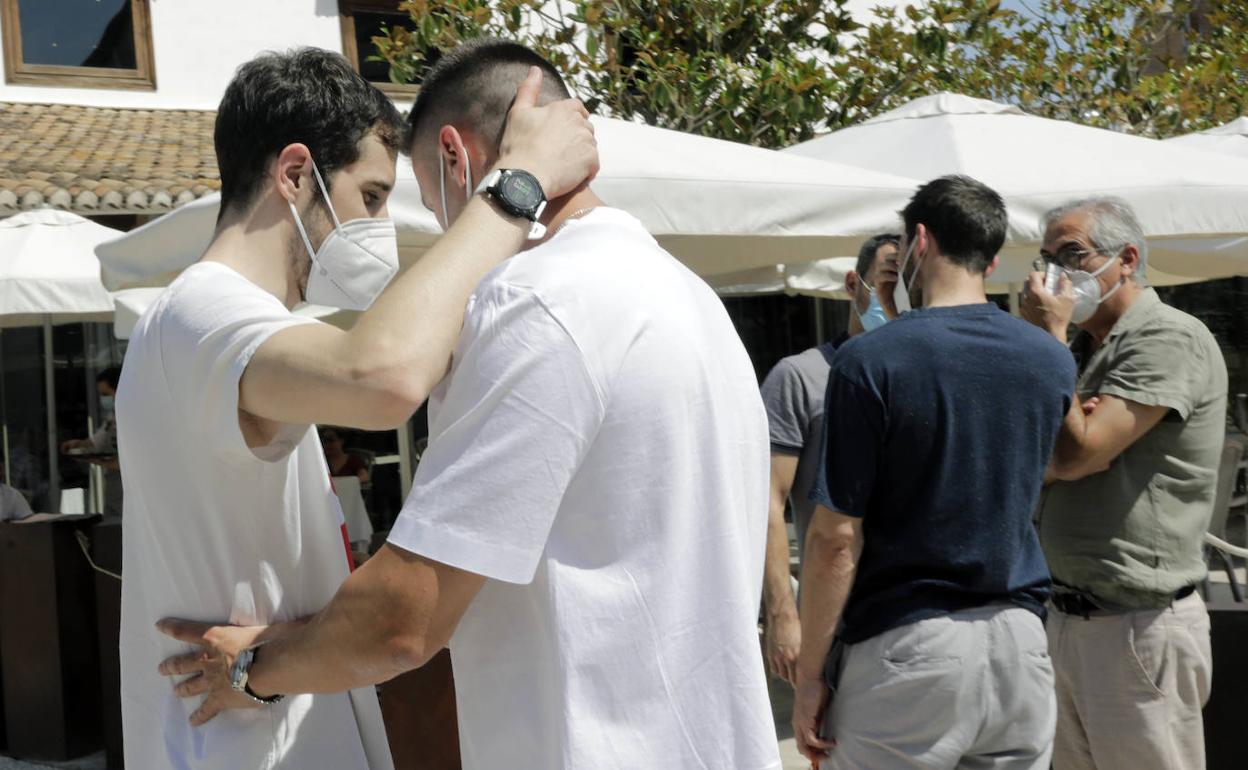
[1048, 591, 1212, 770]
[822, 604, 1055, 770]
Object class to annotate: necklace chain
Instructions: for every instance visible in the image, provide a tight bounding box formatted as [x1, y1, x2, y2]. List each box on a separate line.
[555, 207, 598, 235]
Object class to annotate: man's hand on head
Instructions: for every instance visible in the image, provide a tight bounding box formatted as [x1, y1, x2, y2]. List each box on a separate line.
[156, 619, 273, 726]
[1021, 271, 1075, 343]
[497, 66, 599, 199]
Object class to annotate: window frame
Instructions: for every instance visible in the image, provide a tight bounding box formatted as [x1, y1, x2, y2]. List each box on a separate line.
[1, 0, 156, 90]
[338, 0, 418, 98]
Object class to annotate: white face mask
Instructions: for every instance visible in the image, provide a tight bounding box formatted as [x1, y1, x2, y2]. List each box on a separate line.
[1065, 252, 1124, 324]
[437, 144, 472, 232]
[893, 234, 925, 313]
[289, 160, 399, 311]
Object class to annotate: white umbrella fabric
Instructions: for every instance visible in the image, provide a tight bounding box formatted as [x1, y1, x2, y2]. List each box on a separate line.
[96, 116, 920, 292]
[1164, 117, 1248, 161]
[785, 93, 1248, 288]
[0, 209, 118, 327]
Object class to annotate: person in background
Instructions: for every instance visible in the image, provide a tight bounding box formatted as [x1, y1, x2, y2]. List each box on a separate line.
[792, 175, 1074, 769]
[320, 427, 369, 483]
[1022, 197, 1225, 770]
[0, 474, 34, 522]
[759, 233, 898, 685]
[61, 366, 123, 515]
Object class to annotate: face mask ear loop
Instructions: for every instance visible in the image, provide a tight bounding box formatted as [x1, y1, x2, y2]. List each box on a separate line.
[438, 151, 450, 232]
[309, 160, 343, 230]
[288, 201, 318, 260]
[464, 151, 473, 203]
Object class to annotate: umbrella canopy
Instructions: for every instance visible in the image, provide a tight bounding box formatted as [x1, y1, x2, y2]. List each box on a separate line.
[96, 115, 919, 292]
[1164, 117, 1248, 161]
[0, 209, 118, 327]
[785, 93, 1248, 288]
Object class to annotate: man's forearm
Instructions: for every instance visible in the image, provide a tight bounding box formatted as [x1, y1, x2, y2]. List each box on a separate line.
[247, 564, 428, 697]
[763, 498, 798, 622]
[339, 198, 530, 421]
[795, 527, 860, 681]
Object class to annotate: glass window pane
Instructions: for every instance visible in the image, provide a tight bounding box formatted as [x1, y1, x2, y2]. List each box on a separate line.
[17, 0, 137, 70]
[353, 11, 415, 84]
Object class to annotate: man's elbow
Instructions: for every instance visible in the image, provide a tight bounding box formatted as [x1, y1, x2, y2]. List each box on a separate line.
[382, 626, 447, 672]
[1050, 448, 1112, 482]
[805, 527, 859, 570]
[343, 363, 430, 430]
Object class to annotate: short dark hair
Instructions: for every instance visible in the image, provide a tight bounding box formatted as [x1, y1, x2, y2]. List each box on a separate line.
[405, 38, 570, 153]
[214, 48, 404, 216]
[97, 367, 121, 390]
[901, 175, 1007, 273]
[855, 233, 900, 283]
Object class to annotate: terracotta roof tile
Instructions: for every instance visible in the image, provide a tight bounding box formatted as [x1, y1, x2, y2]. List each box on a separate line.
[0, 103, 219, 215]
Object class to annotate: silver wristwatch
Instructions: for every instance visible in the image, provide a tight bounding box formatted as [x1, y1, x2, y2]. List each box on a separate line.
[229, 646, 284, 705]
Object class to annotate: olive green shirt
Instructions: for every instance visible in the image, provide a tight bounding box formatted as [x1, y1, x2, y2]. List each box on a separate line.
[1037, 288, 1227, 609]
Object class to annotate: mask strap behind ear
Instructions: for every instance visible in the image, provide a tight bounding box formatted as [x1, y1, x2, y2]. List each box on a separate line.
[288, 201, 317, 259]
[308, 160, 342, 230]
[439, 151, 449, 231]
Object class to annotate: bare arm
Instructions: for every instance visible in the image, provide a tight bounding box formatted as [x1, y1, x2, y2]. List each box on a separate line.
[762, 452, 800, 684]
[238, 69, 599, 431]
[158, 544, 485, 725]
[1050, 393, 1167, 481]
[791, 504, 863, 763]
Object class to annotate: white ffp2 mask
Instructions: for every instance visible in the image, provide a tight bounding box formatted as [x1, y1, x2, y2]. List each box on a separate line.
[289, 160, 399, 311]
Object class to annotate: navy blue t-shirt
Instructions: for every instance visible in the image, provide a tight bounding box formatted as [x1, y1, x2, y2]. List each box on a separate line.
[811, 303, 1075, 644]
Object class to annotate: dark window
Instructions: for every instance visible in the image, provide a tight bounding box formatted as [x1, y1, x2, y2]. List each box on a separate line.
[339, 1, 419, 96]
[17, 0, 135, 68]
[1, 0, 155, 89]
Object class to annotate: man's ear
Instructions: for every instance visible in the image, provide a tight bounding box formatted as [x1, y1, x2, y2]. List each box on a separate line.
[984, 254, 1000, 278]
[437, 125, 471, 188]
[274, 143, 312, 205]
[1119, 243, 1142, 281]
[844, 269, 860, 296]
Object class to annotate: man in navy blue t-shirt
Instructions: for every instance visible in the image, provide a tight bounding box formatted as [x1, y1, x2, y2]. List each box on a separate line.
[791, 175, 1076, 770]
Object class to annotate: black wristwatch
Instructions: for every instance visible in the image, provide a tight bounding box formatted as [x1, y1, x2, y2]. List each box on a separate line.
[474, 169, 548, 239]
[229, 646, 285, 705]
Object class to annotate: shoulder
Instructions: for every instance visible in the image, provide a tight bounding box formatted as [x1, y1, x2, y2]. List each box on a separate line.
[155, 263, 286, 333]
[999, 313, 1075, 368]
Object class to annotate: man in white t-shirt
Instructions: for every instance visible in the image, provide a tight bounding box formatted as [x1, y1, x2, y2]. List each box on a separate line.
[118, 47, 597, 769]
[157, 40, 780, 770]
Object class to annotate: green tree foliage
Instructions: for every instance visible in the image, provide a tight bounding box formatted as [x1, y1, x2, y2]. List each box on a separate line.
[372, 0, 1248, 147]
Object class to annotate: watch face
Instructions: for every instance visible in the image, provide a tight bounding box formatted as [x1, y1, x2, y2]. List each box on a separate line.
[500, 172, 543, 210]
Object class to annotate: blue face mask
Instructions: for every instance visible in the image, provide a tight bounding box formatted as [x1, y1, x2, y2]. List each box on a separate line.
[99, 395, 115, 413]
[858, 285, 890, 332]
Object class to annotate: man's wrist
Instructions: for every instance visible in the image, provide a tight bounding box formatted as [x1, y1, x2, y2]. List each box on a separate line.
[493, 156, 549, 196]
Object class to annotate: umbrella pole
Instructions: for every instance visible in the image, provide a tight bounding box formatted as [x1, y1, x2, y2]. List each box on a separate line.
[1008, 282, 1022, 317]
[43, 317, 60, 510]
[398, 419, 414, 501]
[0, 331, 8, 485]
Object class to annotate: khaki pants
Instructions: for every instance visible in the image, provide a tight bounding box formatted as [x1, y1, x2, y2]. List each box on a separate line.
[1048, 591, 1212, 770]
[823, 605, 1055, 770]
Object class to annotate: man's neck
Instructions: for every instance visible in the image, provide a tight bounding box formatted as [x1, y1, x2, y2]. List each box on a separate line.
[529, 184, 606, 247]
[920, 257, 988, 309]
[1080, 280, 1144, 346]
[201, 198, 302, 310]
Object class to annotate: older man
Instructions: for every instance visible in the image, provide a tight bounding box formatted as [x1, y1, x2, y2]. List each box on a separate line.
[758, 233, 898, 684]
[1023, 197, 1227, 770]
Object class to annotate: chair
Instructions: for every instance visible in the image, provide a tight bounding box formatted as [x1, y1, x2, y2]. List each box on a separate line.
[1206, 434, 1246, 602]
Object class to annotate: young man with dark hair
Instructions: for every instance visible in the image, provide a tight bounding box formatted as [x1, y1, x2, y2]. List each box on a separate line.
[792, 175, 1075, 769]
[117, 46, 597, 769]
[156, 39, 780, 770]
[759, 233, 898, 685]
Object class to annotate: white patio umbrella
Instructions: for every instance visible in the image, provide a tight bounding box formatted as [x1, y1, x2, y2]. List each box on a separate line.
[785, 93, 1248, 289]
[96, 115, 919, 292]
[0, 209, 122, 509]
[0, 209, 117, 327]
[1164, 117, 1248, 161]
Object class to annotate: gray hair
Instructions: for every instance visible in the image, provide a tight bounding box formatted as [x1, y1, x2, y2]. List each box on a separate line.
[1042, 197, 1149, 284]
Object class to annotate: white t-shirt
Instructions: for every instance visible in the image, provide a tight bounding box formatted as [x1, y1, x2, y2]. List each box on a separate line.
[117, 262, 392, 770]
[388, 208, 779, 770]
